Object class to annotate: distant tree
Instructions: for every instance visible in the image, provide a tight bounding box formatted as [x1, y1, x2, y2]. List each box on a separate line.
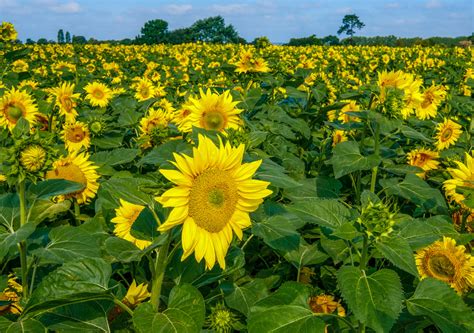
[287, 34, 321, 46]
[138, 19, 169, 44]
[190, 16, 239, 43]
[166, 27, 194, 44]
[321, 35, 339, 45]
[253, 36, 271, 48]
[72, 35, 87, 44]
[57, 29, 65, 43]
[88, 37, 99, 44]
[337, 14, 365, 43]
[26, 38, 35, 44]
[37, 38, 48, 44]
[65, 31, 71, 43]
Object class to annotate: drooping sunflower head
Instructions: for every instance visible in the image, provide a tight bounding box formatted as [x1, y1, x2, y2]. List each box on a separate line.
[309, 294, 346, 317]
[0, 87, 39, 131]
[435, 118, 462, 151]
[111, 199, 151, 250]
[84, 82, 113, 108]
[443, 152, 474, 210]
[407, 148, 440, 178]
[61, 121, 91, 153]
[0, 21, 18, 42]
[178, 89, 243, 134]
[49, 82, 81, 121]
[156, 134, 272, 270]
[45, 152, 99, 204]
[0, 275, 22, 315]
[123, 280, 150, 307]
[415, 237, 474, 294]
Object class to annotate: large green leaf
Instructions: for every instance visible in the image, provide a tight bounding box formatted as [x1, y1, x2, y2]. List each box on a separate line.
[251, 282, 309, 311]
[27, 179, 84, 199]
[256, 159, 302, 189]
[327, 141, 381, 179]
[24, 258, 112, 317]
[221, 279, 270, 316]
[252, 215, 300, 252]
[288, 198, 351, 229]
[105, 237, 143, 263]
[283, 241, 329, 269]
[0, 317, 47, 333]
[375, 236, 418, 277]
[0, 222, 36, 261]
[0, 193, 19, 230]
[138, 140, 191, 167]
[283, 176, 342, 200]
[133, 284, 205, 333]
[406, 278, 473, 333]
[337, 266, 403, 333]
[90, 148, 139, 167]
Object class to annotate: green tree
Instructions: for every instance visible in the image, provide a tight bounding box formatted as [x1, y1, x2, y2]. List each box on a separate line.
[65, 31, 71, 43]
[37, 38, 48, 44]
[26, 38, 35, 44]
[190, 16, 239, 43]
[138, 19, 169, 44]
[253, 36, 271, 48]
[57, 29, 65, 43]
[322, 35, 339, 45]
[72, 35, 87, 44]
[337, 14, 365, 43]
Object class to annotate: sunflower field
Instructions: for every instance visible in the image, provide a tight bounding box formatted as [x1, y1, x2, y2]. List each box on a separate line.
[0, 21, 473, 332]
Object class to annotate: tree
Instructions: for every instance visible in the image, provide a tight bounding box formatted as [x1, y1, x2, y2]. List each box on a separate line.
[166, 27, 194, 44]
[337, 14, 365, 43]
[26, 38, 35, 44]
[287, 35, 321, 46]
[37, 38, 48, 44]
[322, 35, 339, 46]
[57, 29, 65, 43]
[65, 31, 71, 43]
[190, 16, 239, 43]
[72, 35, 87, 44]
[138, 19, 169, 44]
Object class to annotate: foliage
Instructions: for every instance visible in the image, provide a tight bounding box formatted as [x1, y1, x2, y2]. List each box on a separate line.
[337, 14, 365, 40]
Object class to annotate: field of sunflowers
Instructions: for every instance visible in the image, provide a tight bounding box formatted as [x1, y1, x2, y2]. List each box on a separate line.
[0, 21, 473, 332]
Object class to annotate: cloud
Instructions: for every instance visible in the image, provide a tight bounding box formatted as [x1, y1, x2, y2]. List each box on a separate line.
[336, 7, 352, 14]
[164, 4, 192, 15]
[425, 0, 442, 9]
[50, 2, 81, 13]
[210, 4, 251, 15]
[385, 2, 400, 9]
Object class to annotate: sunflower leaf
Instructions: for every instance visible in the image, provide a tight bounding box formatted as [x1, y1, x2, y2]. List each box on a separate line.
[327, 141, 381, 179]
[375, 236, 419, 277]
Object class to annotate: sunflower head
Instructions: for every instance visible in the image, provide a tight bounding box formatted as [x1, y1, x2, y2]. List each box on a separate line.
[357, 200, 396, 240]
[0, 87, 39, 131]
[443, 152, 474, 210]
[49, 82, 80, 121]
[309, 294, 346, 317]
[62, 121, 91, 153]
[20, 145, 47, 172]
[206, 303, 238, 333]
[435, 118, 462, 151]
[111, 199, 151, 250]
[84, 82, 113, 108]
[123, 280, 150, 307]
[415, 237, 474, 294]
[406, 148, 440, 178]
[0, 275, 22, 315]
[0, 22, 18, 42]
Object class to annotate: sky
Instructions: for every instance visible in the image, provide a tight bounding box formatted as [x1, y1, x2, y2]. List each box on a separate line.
[1, 0, 473, 43]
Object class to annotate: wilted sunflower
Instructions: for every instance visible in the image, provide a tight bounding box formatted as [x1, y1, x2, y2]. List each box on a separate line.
[0, 275, 22, 315]
[84, 82, 113, 108]
[123, 280, 150, 307]
[0, 21, 17, 42]
[435, 118, 462, 150]
[415, 237, 474, 294]
[309, 294, 346, 317]
[156, 135, 272, 270]
[415, 85, 446, 120]
[45, 152, 99, 204]
[407, 148, 440, 178]
[0, 87, 39, 131]
[111, 199, 151, 250]
[62, 121, 91, 152]
[178, 89, 243, 133]
[444, 152, 474, 209]
[49, 82, 81, 122]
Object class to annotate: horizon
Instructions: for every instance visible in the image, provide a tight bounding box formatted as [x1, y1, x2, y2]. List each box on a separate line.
[1, 0, 473, 43]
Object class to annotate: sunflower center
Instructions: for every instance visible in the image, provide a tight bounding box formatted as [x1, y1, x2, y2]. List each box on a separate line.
[202, 111, 226, 131]
[92, 89, 105, 99]
[66, 126, 86, 143]
[441, 128, 453, 142]
[46, 163, 87, 189]
[428, 254, 456, 280]
[60, 95, 73, 111]
[189, 169, 238, 233]
[6, 104, 24, 121]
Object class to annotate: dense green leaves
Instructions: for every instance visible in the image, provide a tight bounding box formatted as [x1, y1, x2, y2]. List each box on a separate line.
[252, 215, 300, 252]
[327, 141, 380, 178]
[288, 198, 352, 229]
[375, 236, 418, 276]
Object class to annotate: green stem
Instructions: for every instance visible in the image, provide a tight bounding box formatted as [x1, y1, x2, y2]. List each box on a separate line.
[320, 313, 357, 333]
[113, 298, 134, 316]
[18, 181, 29, 298]
[73, 200, 81, 225]
[370, 122, 380, 194]
[150, 232, 171, 312]
[360, 235, 368, 271]
[241, 234, 254, 251]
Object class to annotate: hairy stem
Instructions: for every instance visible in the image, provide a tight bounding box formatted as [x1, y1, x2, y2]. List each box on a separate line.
[150, 232, 171, 312]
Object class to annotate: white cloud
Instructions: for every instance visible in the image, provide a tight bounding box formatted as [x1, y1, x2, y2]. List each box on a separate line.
[164, 4, 192, 15]
[50, 2, 81, 13]
[425, 0, 442, 9]
[210, 4, 250, 15]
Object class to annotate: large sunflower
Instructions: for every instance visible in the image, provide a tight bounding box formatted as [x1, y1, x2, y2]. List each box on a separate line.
[133, 78, 156, 102]
[435, 118, 462, 150]
[178, 89, 243, 133]
[443, 152, 474, 209]
[111, 199, 151, 250]
[62, 121, 91, 152]
[156, 135, 272, 269]
[84, 82, 113, 108]
[415, 85, 446, 120]
[0, 87, 39, 131]
[45, 152, 99, 204]
[415, 237, 474, 294]
[49, 82, 81, 122]
[407, 148, 440, 178]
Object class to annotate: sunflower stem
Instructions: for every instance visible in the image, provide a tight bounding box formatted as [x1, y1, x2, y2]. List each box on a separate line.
[360, 235, 368, 271]
[113, 297, 134, 316]
[150, 232, 171, 312]
[73, 200, 81, 225]
[370, 121, 380, 194]
[18, 180, 29, 298]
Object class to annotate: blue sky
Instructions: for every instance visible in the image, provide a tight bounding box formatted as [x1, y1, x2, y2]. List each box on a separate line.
[1, 0, 473, 42]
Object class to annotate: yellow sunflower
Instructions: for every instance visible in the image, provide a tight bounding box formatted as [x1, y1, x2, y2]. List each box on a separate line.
[178, 89, 243, 133]
[0, 22, 18, 42]
[138, 108, 170, 148]
[0, 87, 39, 131]
[84, 82, 113, 108]
[156, 135, 272, 270]
[377, 70, 410, 102]
[415, 237, 474, 294]
[415, 85, 446, 120]
[49, 82, 81, 122]
[133, 78, 156, 102]
[435, 118, 462, 150]
[0, 174, 6, 182]
[123, 280, 150, 307]
[407, 148, 440, 178]
[0, 275, 22, 315]
[62, 121, 91, 152]
[111, 199, 151, 250]
[444, 152, 474, 209]
[20, 145, 47, 172]
[309, 294, 346, 317]
[45, 152, 99, 204]
[332, 130, 348, 147]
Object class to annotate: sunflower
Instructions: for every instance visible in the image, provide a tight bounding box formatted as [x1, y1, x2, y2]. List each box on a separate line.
[123, 280, 150, 307]
[133, 78, 156, 102]
[138, 108, 170, 148]
[0, 22, 17, 42]
[45, 152, 99, 204]
[328, 100, 361, 123]
[444, 152, 474, 209]
[309, 294, 346, 317]
[178, 89, 243, 134]
[0, 87, 39, 131]
[415, 237, 474, 294]
[406, 148, 440, 178]
[49, 82, 81, 121]
[156, 135, 272, 270]
[0, 174, 6, 182]
[111, 199, 151, 250]
[20, 145, 47, 172]
[400, 78, 423, 119]
[377, 70, 410, 103]
[415, 85, 446, 120]
[84, 82, 113, 108]
[332, 130, 348, 147]
[62, 121, 91, 152]
[435, 118, 462, 150]
[0, 275, 22, 315]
